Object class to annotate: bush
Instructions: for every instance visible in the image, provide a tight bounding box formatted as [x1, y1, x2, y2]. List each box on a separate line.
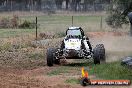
[0, 18, 10, 28]
[0, 16, 37, 29]
[10, 15, 19, 28]
[19, 20, 36, 29]
[106, 12, 129, 28]
[105, 1, 130, 29]
[39, 32, 55, 39]
[0, 15, 19, 28]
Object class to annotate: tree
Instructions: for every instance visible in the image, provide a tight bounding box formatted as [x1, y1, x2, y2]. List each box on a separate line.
[55, 0, 63, 9]
[83, 0, 94, 11]
[0, 0, 5, 5]
[106, 0, 132, 29]
[66, 0, 69, 10]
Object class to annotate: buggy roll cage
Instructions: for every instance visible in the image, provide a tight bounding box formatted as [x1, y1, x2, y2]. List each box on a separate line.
[66, 27, 85, 37]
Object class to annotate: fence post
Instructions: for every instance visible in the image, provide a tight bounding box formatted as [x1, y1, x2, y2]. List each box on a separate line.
[100, 16, 103, 30]
[36, 16, 38, 40]
[72, 16, 73, 26]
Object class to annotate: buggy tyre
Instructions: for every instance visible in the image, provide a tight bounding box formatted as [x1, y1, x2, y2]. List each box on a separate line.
[93, 44, 105, 64]
[47, 48, 56, 66]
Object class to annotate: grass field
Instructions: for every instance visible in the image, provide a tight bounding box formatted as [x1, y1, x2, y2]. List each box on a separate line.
[0, 15, 130, 38]
[0, 15, 124, 38]
[36, 15, 107, 32]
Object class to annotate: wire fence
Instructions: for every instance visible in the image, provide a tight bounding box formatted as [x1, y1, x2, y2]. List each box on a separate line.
[0, 1, 130, 48]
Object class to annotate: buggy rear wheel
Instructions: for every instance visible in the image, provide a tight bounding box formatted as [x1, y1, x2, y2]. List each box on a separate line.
[93, 44, 105, 64]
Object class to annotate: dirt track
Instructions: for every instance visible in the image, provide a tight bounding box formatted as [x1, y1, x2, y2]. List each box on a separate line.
[0, 32, 132, 88]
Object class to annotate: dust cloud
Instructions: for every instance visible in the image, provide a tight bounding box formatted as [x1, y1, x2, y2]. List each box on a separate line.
[90, 33, 132, 62]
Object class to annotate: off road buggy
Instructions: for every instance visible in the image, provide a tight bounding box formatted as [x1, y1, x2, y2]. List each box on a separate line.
[47, 27, 105, 66]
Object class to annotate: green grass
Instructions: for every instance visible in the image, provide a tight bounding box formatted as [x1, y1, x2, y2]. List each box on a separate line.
[65, 78, 80, 84]
[65, 61, 132, 85]
[0, 29, 35, 38]
[89, 61, 132, 81]
[47, 66, 71, 76]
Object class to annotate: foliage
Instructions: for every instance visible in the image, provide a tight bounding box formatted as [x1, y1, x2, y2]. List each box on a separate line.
[0, 18, 10, 28]
[0, 16, 36, 29]
[106, 9, 129, 28]
[0, 0, 110, 12]
[19, 20, 36, 29]
[106, 0, 132, 28]
[0, 15, 19, 28]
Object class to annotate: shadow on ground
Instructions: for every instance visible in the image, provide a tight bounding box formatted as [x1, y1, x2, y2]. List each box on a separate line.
[64, 60, 94, 67]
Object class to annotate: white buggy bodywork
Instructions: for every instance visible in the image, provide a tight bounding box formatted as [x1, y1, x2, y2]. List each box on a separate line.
[64, 38, 90, 51]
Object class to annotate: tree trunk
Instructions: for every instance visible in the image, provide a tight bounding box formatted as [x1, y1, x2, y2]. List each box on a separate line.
[128, 12, 132, 36]
[66, 0, 69, 10]
[84, 0, 87, 11]
[55, 0, 62, 9]
[38, 0, 41, 11]
[130, 24, 132, 36]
